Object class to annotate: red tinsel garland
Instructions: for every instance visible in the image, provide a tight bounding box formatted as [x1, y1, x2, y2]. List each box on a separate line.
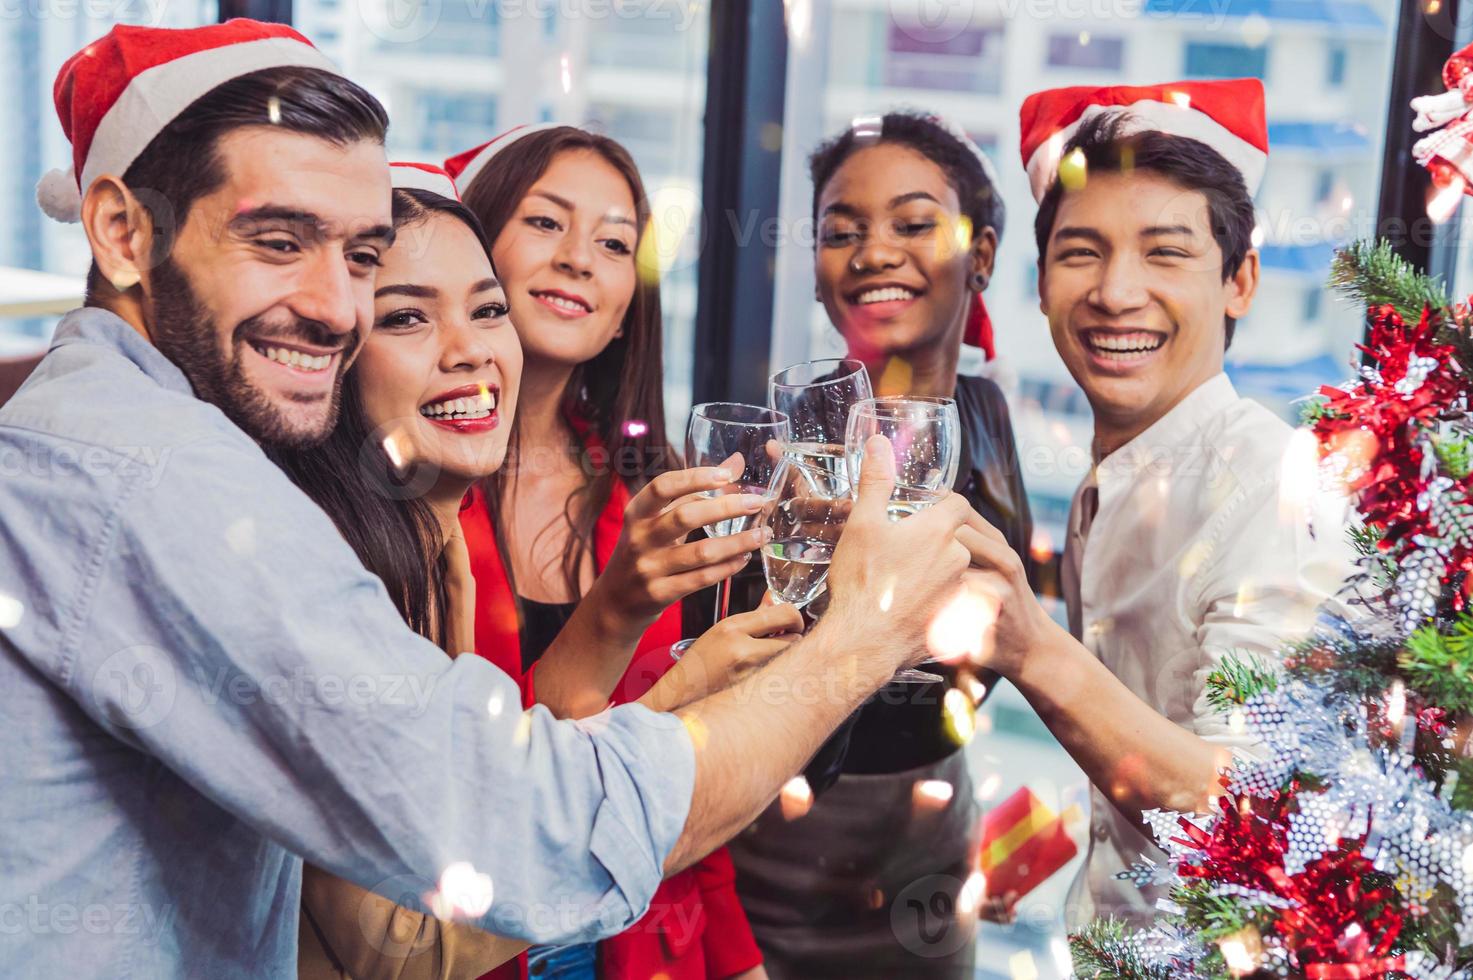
[1313, 304, 1473, 603]
[1174, 793, 1406, 971]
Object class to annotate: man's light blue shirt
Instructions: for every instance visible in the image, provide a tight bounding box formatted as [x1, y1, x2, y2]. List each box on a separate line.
[0, 308, 694, 978]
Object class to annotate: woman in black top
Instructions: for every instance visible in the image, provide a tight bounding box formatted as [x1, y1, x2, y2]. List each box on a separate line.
[728, 111, 1034, 979]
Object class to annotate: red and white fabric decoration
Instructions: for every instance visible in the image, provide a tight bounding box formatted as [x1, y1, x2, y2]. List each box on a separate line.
[1411, 42, 1473, 223]
[390, 161, 460, 200]
[39, 19, 337, 223]
[1018, 78, 1269, 202]
[443, 122, 567, 197]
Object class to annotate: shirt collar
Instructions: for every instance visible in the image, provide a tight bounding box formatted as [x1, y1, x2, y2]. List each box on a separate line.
[1093, 372, 1238, 485]
[50, 306, 195, 396]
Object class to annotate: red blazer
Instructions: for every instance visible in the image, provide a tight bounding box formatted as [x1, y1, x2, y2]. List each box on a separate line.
[461, 478, 763, 980]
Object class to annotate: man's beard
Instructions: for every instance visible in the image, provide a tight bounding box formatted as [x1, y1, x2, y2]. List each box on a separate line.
[148, 257, 358, 450]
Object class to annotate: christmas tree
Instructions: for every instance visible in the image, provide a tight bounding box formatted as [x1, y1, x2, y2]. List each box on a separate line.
[1067, 242, 1473, 979]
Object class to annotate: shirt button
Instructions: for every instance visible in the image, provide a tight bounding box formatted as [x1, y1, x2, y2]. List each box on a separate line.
[530, 962, 546, 977]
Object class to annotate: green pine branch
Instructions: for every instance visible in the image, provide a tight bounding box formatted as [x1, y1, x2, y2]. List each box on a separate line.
[1067, 919, 1181, 980]
[1434, 433, 1473, 481]
[1330, 240, 1449, 322]
[1205, 651, 1280, 711]
[1400, 615, 1473, 716]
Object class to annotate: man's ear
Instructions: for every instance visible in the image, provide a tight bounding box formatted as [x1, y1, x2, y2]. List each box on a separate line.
[969, 225, 998, 285]
[81, 176, 155, 294]
[1225, 249, 1260, 321]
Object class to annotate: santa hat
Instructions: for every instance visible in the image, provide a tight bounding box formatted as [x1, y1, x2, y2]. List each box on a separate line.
[444, 122, 568, 197]
[39, 19, 337, 223]
[1018, 79, 1268, 203]
[390, 161, 460, 200]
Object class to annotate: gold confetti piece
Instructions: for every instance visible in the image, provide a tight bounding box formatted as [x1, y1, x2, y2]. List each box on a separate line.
[943, 688, 976, 745]
[780, 776, 812, 821]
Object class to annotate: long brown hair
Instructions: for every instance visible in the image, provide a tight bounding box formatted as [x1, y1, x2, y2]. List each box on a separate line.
[462, 127, 678, 600]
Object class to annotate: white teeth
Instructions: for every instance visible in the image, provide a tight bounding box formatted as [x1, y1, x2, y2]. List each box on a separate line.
[1086, 333, 1164, 359]
[539, 293, 589, 312]
[856, 287, 917, 305]
[258, 346, 332, 372]
[420, 392, 498, 421]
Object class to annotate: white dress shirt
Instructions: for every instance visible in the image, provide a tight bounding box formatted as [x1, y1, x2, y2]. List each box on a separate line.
[1059, 373, 1355, 926]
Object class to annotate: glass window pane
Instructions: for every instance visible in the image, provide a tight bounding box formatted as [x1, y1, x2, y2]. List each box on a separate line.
[772, 2, 1401, 965]
[0, 2, 213, 350]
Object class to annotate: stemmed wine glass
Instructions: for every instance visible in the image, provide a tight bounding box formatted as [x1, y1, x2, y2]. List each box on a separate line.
[844, 396, 962, 683]
[759, 456, 851, 612]
[767, 358, 873, 488]
[670, 402, 790, 660]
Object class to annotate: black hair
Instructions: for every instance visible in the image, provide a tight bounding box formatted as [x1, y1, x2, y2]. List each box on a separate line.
[808, 109, 1005, 242]
[268, 189, 491, 646]
[1032, 112, 1257, 349]
[86, 65, 388, 299]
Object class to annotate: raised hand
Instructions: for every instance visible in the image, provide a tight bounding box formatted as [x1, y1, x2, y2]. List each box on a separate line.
[595, 452, 771, 630]
[824, 435, 975, 673]
[638, 601, 805, 714]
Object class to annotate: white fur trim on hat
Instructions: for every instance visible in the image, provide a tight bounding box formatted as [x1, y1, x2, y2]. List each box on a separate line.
[450, 122, 563, 195]
[80, 36, 337, 196]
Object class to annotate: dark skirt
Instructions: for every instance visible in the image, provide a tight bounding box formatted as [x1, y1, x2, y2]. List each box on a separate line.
[729, 750, 980, 979]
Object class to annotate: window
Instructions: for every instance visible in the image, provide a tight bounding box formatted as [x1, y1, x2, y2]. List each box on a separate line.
[0, 1, 215, 346]
[1327, 44, 1346, 87]
[1046, 32, 1126, 72]
[1304, 287, 1322, 323]
[1184, 41, 1269, 79]
[885, 16, 1005, 94]
[412, 92, 497, 157]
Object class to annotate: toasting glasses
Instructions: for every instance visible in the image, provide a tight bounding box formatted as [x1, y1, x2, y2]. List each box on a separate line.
[844, 396, 962, 683]
[767, 358, 873, 492]
[670, 402, 791, 660]
[758, 456, 852, 612]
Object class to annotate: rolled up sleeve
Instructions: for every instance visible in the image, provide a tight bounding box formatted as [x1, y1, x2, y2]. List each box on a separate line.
[60, 439, 695, 945]
[1189, 475, 1355, 754]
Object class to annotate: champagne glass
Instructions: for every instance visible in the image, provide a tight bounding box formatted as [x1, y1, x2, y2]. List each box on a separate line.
[767, 358, 872, 488]
[760, 456, 851, 612]
[670, 402, 790, 660]
[844, 396, 961, 683]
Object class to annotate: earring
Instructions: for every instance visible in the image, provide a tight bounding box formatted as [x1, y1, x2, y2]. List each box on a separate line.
[972, 272, 988, 291]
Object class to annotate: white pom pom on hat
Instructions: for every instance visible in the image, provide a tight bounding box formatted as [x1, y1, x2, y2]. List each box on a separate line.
[36, 167, 82, 223]
[40, 19, 338, 224]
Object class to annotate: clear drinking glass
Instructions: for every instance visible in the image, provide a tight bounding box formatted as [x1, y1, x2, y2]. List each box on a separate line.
[759, 456, 852, 612]
[844, 396, 962, 683]
[767, 358, 873, 489]
[670, 402, 790, 660]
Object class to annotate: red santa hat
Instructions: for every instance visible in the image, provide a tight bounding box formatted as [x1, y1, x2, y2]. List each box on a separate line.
[39, 19, 338, 223]
[390, 161, 460, 200]
[1018, 79, 1268, 203]
[443, 122, 568, 197]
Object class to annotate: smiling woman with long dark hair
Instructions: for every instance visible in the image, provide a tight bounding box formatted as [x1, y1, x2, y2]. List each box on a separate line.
[451, 125, 775, 980]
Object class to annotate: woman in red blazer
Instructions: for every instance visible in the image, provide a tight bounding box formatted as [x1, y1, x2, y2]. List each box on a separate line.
[452, 125, 778, 979]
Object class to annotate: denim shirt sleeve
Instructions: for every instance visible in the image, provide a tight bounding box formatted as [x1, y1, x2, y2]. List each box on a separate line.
[57, 434, 694, 945]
